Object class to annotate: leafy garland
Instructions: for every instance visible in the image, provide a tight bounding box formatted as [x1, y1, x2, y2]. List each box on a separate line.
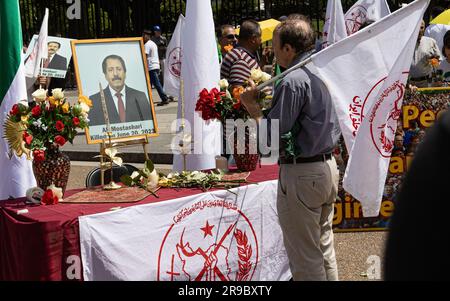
[158, 170, 248, 191]
[120, 159, 248, 194]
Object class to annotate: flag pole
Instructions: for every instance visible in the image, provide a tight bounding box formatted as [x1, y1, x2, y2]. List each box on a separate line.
[179, 78, 187, 172]
[256, 57, 312, 91]
[39, 58, 44, 89]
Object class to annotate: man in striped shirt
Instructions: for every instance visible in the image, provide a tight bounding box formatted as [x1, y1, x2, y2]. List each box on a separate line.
[220, 20, 262, 89]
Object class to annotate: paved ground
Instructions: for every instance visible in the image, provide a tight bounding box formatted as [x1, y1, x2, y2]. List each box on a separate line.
[65, 87, 388, 281]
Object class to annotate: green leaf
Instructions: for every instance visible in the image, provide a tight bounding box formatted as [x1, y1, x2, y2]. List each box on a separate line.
[145, 159, 154, 172]
[120, 175, 133, 186]
[140, 168, 150, 178]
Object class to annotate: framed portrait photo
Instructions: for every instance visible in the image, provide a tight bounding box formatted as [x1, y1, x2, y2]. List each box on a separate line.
[25, 35, 73, 79]
[71, 37, 158, 144]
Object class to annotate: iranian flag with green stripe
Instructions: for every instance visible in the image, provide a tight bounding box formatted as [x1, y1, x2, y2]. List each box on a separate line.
[0, 0, 36, 199]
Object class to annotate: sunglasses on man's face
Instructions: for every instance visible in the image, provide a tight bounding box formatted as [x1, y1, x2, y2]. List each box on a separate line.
[225, 34, 238, 39]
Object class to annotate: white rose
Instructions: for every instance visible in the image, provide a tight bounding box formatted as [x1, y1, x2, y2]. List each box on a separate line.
[219, 79, 229, 89]
[261, 72, 272, 82]
[32, 89, 47, 102]
[147, 170, 159, 190]
[80, 112, 89, 119]
[250, 68, 263, 82]
[52, 88, 64, 99]
[131, 171, 141, 180]
[79, 102, 90, 113]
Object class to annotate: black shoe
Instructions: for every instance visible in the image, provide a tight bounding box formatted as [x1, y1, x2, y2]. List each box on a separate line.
[168, 96, 175, 102]
[157, 100, 169, 106]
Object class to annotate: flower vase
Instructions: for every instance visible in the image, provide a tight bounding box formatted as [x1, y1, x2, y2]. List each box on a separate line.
[32, 145, 71, 195]
[232, 128, 260, 172]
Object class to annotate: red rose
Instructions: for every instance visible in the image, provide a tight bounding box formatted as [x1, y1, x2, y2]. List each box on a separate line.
[41, 189, 59, 205]
[55, 120, 65, 132]
[72, 117, 80, 126]
[54, 135, 66, 146]
[31, 105, 42, 117]
[9, 104, 20, 116]
[210, 88, 221, 102]
[22, 132, 33, 145]
[33, 149, 45, 162]
[199, 88, 210, 101]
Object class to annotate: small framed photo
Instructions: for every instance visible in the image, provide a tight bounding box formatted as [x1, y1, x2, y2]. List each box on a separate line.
[71, 37, 158, 144]
[24, 35, 73, 79]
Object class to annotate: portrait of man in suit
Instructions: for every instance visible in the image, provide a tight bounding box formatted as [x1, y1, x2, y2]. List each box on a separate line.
[46, 41, 68, 71]
[89, 54, 153, 126]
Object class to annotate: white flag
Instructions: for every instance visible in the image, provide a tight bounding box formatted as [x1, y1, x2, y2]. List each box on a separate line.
[24, 8, 49, 78]
[322, 0, 347, 49]
[344, 0, 391, 35]
[310, 0, 429, 216]
[164, 14, 185, 98]
[172, 0, 221, 171]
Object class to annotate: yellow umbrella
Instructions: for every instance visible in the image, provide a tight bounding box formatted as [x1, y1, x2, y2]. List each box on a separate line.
[236, 19, 280, 43]
[430, 9, 450, 25]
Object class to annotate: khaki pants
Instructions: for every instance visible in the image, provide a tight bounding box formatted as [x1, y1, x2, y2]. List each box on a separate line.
[277, 157, 339, 281]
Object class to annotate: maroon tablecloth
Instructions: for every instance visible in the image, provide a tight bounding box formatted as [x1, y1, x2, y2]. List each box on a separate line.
[0, 165, 278, 280]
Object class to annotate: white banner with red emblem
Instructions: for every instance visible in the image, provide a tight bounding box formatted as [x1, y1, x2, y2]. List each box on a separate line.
[163, 14, 184, 98]
[310, 0, 429, 216]
[344, 0, 391, 35]
[79, 180, 291, 281]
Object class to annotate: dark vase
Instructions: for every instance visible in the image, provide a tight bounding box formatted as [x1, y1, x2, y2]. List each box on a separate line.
[232, 128, 260, 172]
[32, 145, 71, 195]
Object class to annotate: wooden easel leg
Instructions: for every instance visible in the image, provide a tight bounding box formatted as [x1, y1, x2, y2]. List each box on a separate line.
[100, 143, 105, 186]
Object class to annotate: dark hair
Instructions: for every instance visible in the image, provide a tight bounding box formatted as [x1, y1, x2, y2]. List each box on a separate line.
[48, 41, 61, 48]
[287, 14, 303, 20]
[431, 6, 445, 19]
[216, 24, 234, 39]
[274, 17, 315, 54]
[102, 55, 127, 74]
[238, 20, 261, 41]
[143, 28, 152, 35]
[443, 30, 450, 55]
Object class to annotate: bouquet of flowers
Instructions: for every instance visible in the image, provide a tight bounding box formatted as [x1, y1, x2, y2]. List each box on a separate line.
[195, 68, 272, 123]
[4, 88, 92, 162]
